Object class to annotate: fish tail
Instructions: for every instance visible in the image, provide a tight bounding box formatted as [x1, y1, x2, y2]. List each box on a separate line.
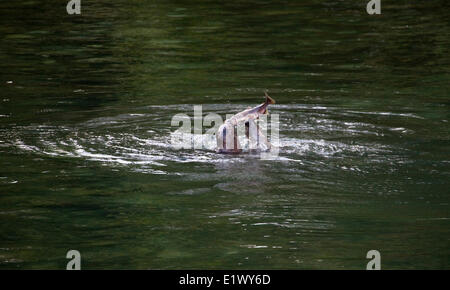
[264, 91, 275, 105]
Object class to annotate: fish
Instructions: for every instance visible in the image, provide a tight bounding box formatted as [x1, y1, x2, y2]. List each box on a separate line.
[223, 92, 275, 127]
[216, 92, 276, 153]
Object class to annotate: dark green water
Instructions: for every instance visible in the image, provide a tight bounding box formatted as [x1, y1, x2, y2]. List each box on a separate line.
[0, 0, 449, 269]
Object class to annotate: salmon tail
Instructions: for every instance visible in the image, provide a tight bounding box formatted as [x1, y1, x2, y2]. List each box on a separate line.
[264, 91, 276, 105]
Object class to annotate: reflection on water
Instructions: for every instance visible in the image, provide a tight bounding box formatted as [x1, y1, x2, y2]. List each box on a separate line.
[0, 0, 449, 269]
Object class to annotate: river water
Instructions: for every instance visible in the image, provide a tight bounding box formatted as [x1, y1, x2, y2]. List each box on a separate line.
[0, 0, 449, 269]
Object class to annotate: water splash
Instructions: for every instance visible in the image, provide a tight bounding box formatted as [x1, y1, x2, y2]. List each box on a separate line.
[1, 104, 410, 176]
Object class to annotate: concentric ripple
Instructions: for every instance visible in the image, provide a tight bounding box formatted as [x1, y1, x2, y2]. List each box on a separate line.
[0, 104, 414, 178]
